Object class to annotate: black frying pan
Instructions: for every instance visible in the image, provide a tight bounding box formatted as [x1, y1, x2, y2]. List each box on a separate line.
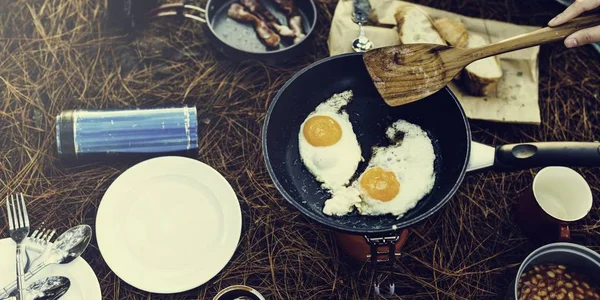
[109, 0, 317, 64]
[262, 52, 600, 236]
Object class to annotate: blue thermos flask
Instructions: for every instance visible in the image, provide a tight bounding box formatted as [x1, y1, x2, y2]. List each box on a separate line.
[56, 106, 199, 162]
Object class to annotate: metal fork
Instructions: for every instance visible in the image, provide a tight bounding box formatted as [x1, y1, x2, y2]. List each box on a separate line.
[25, 226, 56, 272]
[25, 225, 45, 271]
[6, 193, 30, 300]
[28, 227, 56, 272]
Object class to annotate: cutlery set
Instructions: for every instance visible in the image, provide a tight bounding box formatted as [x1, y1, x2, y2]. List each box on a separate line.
[1, 193, 92, 300]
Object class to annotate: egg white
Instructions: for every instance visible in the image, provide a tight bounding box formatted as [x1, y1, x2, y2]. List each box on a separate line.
[356, 120, 436, 217]
[298, 90, 362, 195]
[323, 119, 436, 217]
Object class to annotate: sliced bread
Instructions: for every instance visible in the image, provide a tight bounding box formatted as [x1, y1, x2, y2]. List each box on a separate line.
[432, 17, 468, 81]
[394, 5, 446, 45]
[463, 33, 503, 96]
[433, 18, 468, 48]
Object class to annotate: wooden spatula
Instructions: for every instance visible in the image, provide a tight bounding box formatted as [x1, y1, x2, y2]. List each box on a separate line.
[363, 14, 600, 107]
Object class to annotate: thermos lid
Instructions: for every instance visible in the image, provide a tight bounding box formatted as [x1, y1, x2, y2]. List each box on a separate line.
[56, 110, 76, 158]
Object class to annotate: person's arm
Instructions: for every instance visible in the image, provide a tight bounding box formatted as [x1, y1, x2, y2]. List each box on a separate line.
[549, 0, 600, 48]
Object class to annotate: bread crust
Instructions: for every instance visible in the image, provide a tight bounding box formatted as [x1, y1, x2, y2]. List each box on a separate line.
[463, 56, 502, 96]
[462, 34, 502, 96]
[433, 18, 468, 48]
[394, 5, 445, 45]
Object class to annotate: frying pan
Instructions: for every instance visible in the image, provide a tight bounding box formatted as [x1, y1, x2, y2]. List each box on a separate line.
[262, 52, 600, 239]
[109, 0, 317, 64]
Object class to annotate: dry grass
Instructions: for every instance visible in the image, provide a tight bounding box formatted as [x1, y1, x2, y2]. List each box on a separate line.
[1, 0, 599, 299]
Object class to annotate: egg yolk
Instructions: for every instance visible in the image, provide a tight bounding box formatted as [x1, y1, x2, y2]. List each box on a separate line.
[359, 166, 400, 202]
[303, 115, 342, 146]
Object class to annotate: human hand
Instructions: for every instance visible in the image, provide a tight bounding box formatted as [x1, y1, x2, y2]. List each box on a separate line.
[548, 0, 600, 48]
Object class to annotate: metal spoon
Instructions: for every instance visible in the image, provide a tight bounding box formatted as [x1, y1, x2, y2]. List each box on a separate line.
[351, 0, 373, 52]
[7, 276, 70, 300]
[0, 225, 92, 298]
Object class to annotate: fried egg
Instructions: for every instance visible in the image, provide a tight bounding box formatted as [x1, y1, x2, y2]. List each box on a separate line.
[298, 90, 362, 192]
[323, 119, 436, 217]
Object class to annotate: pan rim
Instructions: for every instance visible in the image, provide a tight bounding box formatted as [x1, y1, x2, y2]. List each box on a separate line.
[262, 52, 472, 235]
[205, 0, 318, 55]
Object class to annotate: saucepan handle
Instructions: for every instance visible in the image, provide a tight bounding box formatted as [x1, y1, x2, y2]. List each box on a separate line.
[146, 3, 207, 23]
[493, 142, 600, 171]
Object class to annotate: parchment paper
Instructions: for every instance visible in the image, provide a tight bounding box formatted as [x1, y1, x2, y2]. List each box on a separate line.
[328, 0, 542, 124]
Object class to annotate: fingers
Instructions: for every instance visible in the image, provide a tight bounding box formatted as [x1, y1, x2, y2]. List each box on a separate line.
[548, 0, 600, 26]
[564, 24, 600, 47]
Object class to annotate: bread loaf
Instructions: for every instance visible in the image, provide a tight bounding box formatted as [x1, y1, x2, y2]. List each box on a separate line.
[462, 33, 503, 96]
[394, 6, 446, 45]
[433, 18, 468, 48]
[432, 17, 468, 81]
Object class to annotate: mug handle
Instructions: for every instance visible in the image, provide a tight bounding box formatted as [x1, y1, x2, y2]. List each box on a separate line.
[558, 224, 571, 241]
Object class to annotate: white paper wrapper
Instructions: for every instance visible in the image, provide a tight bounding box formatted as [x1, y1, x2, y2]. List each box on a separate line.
[328, 0, 542, 124]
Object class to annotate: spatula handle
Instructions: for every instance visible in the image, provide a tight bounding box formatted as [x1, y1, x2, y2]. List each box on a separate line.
[468, 14, 600, 60]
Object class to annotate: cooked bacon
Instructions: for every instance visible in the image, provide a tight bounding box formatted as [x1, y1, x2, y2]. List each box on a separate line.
[273, 0, 295, 16]
[227, 3, 281, 48]
[272, 0, 305, 44]
[239, 0, 295, 38]
[288, 15, 305, 44]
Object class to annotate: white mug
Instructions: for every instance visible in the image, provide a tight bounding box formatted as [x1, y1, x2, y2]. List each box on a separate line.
[516, 166, 593, 241]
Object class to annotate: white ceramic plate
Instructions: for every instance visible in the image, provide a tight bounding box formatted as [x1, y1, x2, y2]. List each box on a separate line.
[0, 238, 101, 299]
[96, 156, 242, 294]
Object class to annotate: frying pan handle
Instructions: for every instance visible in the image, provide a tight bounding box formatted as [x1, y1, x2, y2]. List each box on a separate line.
[493, 142, 600, 171]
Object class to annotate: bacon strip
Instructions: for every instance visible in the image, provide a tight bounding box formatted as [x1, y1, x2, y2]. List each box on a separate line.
[272, 0, 305, 44]
[239, 0, 295, 38]
[288, 15, 305, 44]
[227, 3, 281, 48]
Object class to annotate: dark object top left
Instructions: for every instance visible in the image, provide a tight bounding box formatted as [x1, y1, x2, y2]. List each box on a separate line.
[107, 0, 159, 33]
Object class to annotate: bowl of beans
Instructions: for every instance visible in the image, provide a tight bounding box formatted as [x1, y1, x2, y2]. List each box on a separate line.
[507, 243, 600, 300]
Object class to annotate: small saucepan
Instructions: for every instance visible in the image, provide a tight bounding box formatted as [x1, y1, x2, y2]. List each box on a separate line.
[109, 0, 317, 64]
[262, 53, 600, 263]
[506, 243, 600, 299]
